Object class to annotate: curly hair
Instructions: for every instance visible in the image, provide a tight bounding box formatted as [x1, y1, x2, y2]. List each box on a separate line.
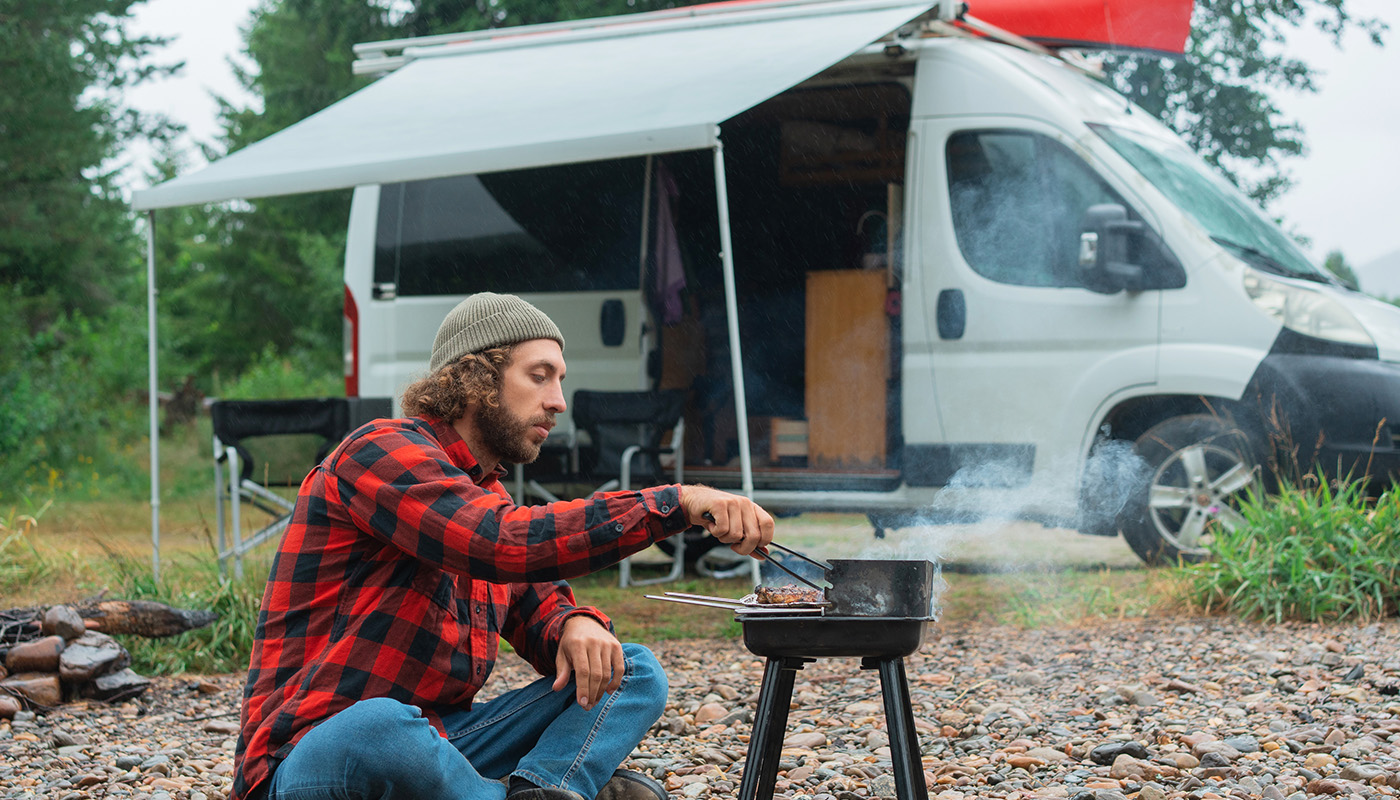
[400, 345, 515, 421]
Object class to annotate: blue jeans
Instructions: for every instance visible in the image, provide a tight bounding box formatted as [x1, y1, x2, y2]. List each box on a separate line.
[266, 643, 667, 800]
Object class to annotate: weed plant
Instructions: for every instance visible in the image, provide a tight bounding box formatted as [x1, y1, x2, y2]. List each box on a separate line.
[1181, 477, 1400, 622]
[102, 548, 270, 675]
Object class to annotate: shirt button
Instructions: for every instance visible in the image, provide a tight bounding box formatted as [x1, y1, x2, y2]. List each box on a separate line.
[660, 505, 670, 513]
[475, 604, 484, 614]
[614, 522, 625, 532]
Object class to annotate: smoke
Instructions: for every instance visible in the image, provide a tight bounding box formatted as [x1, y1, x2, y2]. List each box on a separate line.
[847, 438, 1151, 612]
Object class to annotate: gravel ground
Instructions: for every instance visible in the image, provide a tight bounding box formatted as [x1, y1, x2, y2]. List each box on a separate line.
[2, 616, 1398, 800]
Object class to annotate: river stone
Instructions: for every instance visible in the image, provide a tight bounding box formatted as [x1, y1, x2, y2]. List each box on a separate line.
[1027, 747, 1070, 763]
[59, 632, 129, 684]
[1109, 754, 1150, 780]
[1192, 740, 1241, 760]
[1223, 735, 1260, 753]
[202, 718, 241, 736]
[0, 693, 20, 719]
[1338, 763, 1389, 783]
[1199, 751, 1234, 768]
[82, 668, 152, 701]
[0, 672, 63, 707]
[42, 605, 87, 640]
[1009, 670, 1046, 686]
[694, 703, 729, 725]
[784, 732, 827, 748]
[5, 635, 65, 673]
[1306, 778, 1358, 795]
[1090, 741, 1149, 765]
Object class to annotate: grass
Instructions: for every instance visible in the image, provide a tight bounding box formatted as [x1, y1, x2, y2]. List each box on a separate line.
[1180, 476, 1400, 622]
[0, 420, 1222, 677]
[1, 502, 1174, 678]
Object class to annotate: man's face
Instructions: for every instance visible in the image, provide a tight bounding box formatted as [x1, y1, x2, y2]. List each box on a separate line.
[474, 338, 566, 465]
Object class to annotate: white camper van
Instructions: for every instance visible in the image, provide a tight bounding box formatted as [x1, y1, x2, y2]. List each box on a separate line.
[341, 1, 1400, 565]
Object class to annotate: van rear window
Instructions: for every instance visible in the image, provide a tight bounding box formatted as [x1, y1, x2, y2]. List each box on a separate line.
[375, 158, 645, 295]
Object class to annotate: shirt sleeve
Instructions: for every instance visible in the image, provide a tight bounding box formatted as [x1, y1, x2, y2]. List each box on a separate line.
[501, 581, 612, 674]
[331, 424, 692, 582]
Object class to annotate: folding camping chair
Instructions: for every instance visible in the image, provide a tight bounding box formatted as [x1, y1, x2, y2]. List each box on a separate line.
[570, 389, 688, 587]
[211, 397, 389, 579]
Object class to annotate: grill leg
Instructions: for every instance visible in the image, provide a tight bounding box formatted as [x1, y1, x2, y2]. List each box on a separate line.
[738, 656, 809, 800]
[866, 657, 929, 800]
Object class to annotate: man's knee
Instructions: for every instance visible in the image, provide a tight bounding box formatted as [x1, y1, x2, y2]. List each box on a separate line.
[300, 698, 438, 766]
[620, 644, 668, 716]
[288, 698, 457, 794]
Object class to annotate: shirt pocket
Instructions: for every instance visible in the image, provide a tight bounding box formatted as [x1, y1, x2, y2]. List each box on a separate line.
[414, 568, 461, 620]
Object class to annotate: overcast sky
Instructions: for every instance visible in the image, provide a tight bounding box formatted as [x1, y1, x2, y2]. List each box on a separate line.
[123, 0, 1400, 268]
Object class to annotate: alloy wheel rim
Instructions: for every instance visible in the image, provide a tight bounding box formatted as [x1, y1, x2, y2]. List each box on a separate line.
[1146, 442, 1257, 557]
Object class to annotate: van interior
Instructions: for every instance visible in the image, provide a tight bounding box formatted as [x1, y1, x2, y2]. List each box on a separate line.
[375, 78, 915, 492]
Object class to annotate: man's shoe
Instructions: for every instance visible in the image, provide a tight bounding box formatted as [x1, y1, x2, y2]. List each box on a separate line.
[596, 769, 668, 800]
[508, 787, 588, 800]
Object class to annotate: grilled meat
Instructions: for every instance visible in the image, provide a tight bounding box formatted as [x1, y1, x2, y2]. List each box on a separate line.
[754, 584, 824, 605]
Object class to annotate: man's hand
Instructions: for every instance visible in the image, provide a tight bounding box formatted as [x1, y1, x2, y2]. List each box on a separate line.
[679, 485, 775, 557]
[553, 615, 624, 711]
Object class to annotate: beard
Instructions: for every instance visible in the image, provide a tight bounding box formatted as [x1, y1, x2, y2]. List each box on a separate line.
[474, 401, 552, 466]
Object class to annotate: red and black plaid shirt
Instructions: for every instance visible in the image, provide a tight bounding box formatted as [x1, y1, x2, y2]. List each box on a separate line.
[232, 415, 689, 800]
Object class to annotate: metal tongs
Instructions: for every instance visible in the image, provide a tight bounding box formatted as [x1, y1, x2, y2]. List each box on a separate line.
[756, 541, 834, 593]
[699, 511, 833, 593]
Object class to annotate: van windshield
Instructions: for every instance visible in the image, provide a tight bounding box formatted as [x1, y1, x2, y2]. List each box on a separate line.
[1088, 124, 1331, 283]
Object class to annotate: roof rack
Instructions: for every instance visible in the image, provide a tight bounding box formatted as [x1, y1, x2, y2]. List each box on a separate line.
[352, 0, 954, 76]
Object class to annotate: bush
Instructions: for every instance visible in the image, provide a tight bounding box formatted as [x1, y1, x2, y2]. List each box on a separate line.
[1181, 477, 1400, 622]
[214, 343, 342, 400]
[0, 287, 148, 502]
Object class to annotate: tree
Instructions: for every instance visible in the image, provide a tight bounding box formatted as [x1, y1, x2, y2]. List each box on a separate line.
[1323, 250, 1359, 291]
[0, 0, 177, 321]
[0, 1, 177, 496]
[1100, 0, 1387, 208]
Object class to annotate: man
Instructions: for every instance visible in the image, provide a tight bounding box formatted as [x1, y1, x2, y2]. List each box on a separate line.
[233, 292, 775, 800]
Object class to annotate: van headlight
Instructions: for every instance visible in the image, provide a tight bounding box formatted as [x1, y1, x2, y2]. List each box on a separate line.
[1243, 271, 1374, 347]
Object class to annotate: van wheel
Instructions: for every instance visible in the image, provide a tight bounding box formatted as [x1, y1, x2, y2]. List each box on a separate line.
[1121, 414, 1260, 565]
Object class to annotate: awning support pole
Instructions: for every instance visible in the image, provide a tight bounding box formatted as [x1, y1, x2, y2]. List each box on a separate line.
[711, 141, 753, 497]
[146, 211, 162, 582]
[712, 139, 762, 584]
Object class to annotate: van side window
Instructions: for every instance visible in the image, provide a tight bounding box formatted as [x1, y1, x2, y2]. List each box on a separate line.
[374, 158, 644, 295]
[946, 130, 1129, 288]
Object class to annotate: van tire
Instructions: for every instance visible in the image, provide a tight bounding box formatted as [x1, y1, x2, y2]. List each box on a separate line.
[1120, 414, 1259, 565]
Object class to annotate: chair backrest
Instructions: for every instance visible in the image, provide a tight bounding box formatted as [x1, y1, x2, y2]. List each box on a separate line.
[211, 398, 353, 485]
[571, 389, 686, 482]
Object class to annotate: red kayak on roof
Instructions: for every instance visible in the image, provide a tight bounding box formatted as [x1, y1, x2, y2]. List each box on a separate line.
[684, 0, 1194, 56]
[963, 0, 1193, 55]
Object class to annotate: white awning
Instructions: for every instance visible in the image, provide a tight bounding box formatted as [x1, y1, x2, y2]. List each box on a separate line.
[133, 0, 934, 210]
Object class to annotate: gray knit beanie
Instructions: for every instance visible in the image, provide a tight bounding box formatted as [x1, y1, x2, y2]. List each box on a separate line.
[429, 293, 565, 373]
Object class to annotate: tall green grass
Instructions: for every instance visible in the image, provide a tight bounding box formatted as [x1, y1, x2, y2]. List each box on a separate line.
[101, 547, 271, 675]
[1181, 477, 1400, 622]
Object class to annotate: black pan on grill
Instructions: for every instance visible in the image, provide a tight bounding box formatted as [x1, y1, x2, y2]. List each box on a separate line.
[820, 559, 936, 618]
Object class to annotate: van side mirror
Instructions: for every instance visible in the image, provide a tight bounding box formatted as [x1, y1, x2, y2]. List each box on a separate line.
[1077, 204, 1187, 294]
[1078, 204, 1145, 293]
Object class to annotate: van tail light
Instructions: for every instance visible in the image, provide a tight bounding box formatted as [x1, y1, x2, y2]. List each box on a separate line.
[344, 284, 359, 397]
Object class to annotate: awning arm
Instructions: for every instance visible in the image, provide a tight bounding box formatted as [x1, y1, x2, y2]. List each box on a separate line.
[146, 211, 162, 582]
